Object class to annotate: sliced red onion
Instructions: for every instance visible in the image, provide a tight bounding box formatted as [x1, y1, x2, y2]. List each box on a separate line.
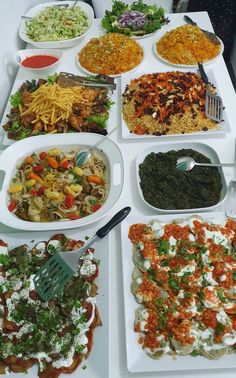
[118, 10, 147, 28]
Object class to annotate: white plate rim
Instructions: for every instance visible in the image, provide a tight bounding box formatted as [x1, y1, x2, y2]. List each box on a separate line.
[19, 1, 94, 48]
[120, 211, 236, 373]
[121, 68, 230, 139]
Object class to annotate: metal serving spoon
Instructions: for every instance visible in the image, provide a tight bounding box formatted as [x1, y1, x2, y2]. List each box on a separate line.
[22, 1, 77, 20]
[75, 126, 117, 166]
[176, 157, 234, 172]
[184, 15, 221, 45]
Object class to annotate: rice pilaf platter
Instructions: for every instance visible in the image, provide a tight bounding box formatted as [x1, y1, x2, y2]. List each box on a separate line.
[77, 33, 144, 76]
[122, 71, 223, 137]
[155, 25, 223, 67]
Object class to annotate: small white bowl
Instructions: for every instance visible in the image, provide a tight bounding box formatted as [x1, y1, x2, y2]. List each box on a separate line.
[15, 49, 63, 72]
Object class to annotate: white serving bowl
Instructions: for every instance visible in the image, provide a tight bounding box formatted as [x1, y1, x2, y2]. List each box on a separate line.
[136, 142, 227, 214]
[0, 133, 124, 231]
[15, 49, 63, 72]
[19, 1, 94, 49]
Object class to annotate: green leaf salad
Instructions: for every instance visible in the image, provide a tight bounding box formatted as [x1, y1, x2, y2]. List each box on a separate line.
[102, 0, 169, 37]
[25, 6, 89, 42]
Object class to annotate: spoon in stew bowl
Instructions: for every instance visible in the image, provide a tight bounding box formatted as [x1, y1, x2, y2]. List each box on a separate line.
[75, 126, 117, 166]
[176, 156, 234, 172]
[225, 139, 236, 218]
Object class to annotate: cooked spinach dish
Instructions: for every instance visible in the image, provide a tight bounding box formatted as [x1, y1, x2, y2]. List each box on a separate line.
[139, 149, 222, 209]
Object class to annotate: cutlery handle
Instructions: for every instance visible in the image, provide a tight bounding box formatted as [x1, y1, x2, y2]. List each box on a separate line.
[92, 126, 118, 149]
[96, 207, 131, 238]
[198, 62, 209, 85]
[196, 162, 234, 168]
[184, 15, 197, 26]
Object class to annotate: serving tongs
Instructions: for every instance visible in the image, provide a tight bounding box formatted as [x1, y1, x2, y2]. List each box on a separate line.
[184, 15, 221, 45]
[58, 72, 117, 91]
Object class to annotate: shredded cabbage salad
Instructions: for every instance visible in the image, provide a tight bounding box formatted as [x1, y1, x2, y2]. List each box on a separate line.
[25, 6, 89, 42]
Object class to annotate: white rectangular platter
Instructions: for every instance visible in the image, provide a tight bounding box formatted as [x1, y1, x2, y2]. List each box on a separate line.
[0, 224, 109, 378]
[121, 68, 231, 140]
[0, 70, 118, 146]
[120, 212, 236, 373]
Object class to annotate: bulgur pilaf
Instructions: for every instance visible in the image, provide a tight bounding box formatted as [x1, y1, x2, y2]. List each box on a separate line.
[122, 72, 218, 136]
[156, 25, 221, 65]
[78, 33, 144, 75]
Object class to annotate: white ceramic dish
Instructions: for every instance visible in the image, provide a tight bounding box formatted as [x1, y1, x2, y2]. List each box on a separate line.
[154, 30, 224, 68]
[0, 225, 109, 378]
[15, 48, 63, 72]
[0, 133, 124, 231]
[135, 142, 227, 214]
[0, 75, 118, 146]
[120, 212, 236, 373]
[121, 68, 230, 139]
[76, 48, 145, 78]
[19, 1, 94, 48]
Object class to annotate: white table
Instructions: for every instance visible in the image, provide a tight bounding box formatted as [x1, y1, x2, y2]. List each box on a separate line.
[1, 11, 236, 378]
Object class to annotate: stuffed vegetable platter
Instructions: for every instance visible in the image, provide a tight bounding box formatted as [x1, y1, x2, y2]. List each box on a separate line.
[0, 223, 109, 378]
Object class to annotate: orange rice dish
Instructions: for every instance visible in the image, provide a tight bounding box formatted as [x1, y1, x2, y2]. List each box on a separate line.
[78, 33, 144, 75]
[122, 71, 218, 136]
[156, 25, 221, 65]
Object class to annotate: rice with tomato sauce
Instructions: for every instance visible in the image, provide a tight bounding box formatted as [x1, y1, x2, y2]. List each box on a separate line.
[122, 71, 218, 136]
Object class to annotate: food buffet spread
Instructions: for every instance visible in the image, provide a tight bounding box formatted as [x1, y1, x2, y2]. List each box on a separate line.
[0, 1, 236, 378]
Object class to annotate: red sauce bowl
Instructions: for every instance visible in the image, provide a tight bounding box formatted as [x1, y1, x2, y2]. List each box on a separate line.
[15, 49, 63, 72]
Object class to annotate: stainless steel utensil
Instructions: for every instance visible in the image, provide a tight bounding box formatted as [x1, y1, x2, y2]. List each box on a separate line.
[76, 126, 118, 166]
[198, 62, 223, 122]
[184, 15, 221, 45]
[34, 206, 131, 301]
[225, 140, 236, 218]
[58, 72, 116, 90]
[176, 156, 234, 172]
[22, 4, 70, 20]
[71, 0, 79, 9]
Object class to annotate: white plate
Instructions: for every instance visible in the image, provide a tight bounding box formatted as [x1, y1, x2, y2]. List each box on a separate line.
[76, 48, 145, 78]
[120, 212, 236, 373]
[0, 133, 124, 231]
[153, 30, 224, 68]
[19, 1, 94, 48]
[0, 225, 109, 378]
[0, 74, 118, 146]
[135, 141, 227, 213]
[121, 68, 230, 139]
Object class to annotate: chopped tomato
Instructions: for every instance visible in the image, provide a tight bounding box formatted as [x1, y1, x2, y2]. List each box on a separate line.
[65, 195, 74, 209]
[59, 160, 73, 170]
[39, 151, 47, 160]
[29, 189, 38, 196]
[92, 203, 101, 212]
[37, 186, 46, 195]
[33, 165, 44, 173]
[8, 200, 17, 212]
[67, 213, 80, 220]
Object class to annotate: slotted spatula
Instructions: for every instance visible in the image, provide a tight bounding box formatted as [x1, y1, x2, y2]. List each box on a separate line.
[198, 62, 223, 122]
[34, 206, 131, 301]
